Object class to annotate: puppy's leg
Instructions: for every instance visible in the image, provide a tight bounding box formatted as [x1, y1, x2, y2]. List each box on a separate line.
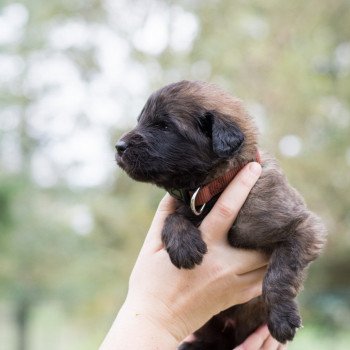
[227, 227, 303, 343]
[162, 213, 207, 269]
[264, 216, 325, 343]
[263, 242, 303, 343]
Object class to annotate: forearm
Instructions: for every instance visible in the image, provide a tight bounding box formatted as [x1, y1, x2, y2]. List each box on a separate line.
[99, 301, 179, 350]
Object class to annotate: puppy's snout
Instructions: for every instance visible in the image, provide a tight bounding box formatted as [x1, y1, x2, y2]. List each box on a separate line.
[115, 140, 128, 156]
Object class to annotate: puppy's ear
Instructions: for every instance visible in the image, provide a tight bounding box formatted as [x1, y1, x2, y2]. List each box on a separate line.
[205, 111, 244, 158]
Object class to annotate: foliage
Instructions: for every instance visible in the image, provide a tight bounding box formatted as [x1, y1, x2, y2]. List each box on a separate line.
[0, 0, 349, 349]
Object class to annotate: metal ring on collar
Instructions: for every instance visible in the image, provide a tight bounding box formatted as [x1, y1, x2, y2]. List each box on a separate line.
[190, 187, 206, 216]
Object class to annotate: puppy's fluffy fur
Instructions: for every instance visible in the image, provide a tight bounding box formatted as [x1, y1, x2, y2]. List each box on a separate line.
[116, 81, 326, 348]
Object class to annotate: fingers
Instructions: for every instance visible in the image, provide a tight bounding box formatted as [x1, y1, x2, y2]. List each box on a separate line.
[262, 335, 284, 350]
[227, 249, 269, 275]
[225, 266, 265, 306]
[143, 161, 261, 252]
[181, 334, 196, 343]
[234, 324, 270, 350]
[233, 325, 286, 350]
[236, 265, 266, 288]
[143, 194, 177, 250]
[208, 245, 268, 278]
[200, 162, 262, 244]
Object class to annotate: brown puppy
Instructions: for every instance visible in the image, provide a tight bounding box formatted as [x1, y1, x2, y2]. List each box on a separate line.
[115, 80, 326, 349]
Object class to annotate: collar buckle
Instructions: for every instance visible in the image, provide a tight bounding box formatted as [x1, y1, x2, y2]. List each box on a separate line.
[190, 187, 206, 215]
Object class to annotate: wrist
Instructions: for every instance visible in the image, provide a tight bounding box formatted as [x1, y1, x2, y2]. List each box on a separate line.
[100, 300, 181, 350]
[122, 295, 190, 343]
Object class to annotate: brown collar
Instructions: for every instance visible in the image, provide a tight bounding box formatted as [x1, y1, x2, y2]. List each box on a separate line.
[167, 150, 262, 211]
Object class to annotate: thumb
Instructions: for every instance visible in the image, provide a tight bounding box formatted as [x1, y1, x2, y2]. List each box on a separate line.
[143, 194, 177, 251]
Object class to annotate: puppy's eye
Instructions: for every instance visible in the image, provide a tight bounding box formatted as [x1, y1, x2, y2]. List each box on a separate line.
[153, 121, 169, 130]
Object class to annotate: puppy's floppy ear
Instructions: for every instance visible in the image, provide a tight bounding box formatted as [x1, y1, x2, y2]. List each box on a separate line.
[205, 111, 245, 158]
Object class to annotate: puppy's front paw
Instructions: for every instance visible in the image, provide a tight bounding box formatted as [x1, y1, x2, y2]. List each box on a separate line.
[162, 213, 208, 269]
[167, 229, 207, 269]
[267, 303, 302, 343]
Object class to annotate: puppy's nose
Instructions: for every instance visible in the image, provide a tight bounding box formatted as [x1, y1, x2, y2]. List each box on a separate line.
[115, 140, 128, 156]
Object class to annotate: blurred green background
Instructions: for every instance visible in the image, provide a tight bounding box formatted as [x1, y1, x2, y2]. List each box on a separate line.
[0, 0, 349, 349]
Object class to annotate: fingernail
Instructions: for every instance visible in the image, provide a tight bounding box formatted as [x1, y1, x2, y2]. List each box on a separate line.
[249, 162, 261, 175]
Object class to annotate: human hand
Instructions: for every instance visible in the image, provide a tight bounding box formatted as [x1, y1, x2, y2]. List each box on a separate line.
[234, 324, 287, 350]
[100, 162, 268, 349]
[127, 162, 266, 337]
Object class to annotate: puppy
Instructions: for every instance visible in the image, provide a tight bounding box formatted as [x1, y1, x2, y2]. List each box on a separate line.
[115, 80, 326, 348]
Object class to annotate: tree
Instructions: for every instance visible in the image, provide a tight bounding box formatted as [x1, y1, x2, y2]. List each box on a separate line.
[1, 0, 349, 349]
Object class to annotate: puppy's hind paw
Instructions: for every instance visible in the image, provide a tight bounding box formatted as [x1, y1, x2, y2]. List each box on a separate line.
[268, 307, 302, 343]
[167, 231, 207, 269]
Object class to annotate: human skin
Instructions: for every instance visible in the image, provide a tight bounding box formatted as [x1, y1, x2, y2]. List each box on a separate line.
[100, 162, 286, 350]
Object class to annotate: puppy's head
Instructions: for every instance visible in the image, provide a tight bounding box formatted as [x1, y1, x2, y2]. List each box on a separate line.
[116, 80, 258, 190]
